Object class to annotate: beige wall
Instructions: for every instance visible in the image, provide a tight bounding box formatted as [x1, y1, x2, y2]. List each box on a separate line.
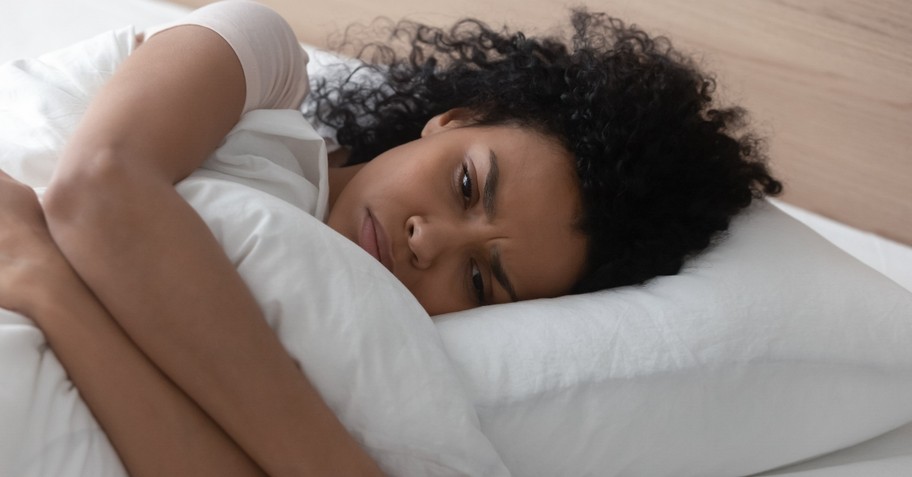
[175, 0, 912, 245]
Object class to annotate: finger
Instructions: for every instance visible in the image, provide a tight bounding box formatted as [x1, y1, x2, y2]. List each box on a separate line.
[0, 168, 30, 190]
[0, 169, 24, 188]
[0, 171, 41, 213]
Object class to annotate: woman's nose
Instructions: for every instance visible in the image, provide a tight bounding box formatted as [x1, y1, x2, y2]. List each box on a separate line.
[406, 215, 459, 269]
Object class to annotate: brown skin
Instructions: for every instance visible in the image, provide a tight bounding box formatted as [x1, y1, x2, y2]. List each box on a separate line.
[328, 109, 588, 315]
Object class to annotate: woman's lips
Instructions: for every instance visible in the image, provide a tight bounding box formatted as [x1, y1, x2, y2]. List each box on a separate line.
[359, 209, 393, 273]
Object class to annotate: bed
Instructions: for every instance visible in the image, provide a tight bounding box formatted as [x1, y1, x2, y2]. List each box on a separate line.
[1, 1, 911, 476]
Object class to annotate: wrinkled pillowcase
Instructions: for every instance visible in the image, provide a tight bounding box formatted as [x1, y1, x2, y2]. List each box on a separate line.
[434, 200, 912, 477]
[179, 166, 512, 477]
[302, 42, 912, 477]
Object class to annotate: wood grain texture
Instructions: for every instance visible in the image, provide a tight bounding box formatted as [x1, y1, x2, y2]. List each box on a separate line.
[173, 0, 912, 245]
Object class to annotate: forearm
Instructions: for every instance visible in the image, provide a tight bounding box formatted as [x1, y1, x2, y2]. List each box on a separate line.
[47, 171, 380, 476]
[29, 261, 265, 476]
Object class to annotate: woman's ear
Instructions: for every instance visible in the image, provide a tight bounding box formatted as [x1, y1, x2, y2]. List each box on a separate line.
[421, 108, 477, 137]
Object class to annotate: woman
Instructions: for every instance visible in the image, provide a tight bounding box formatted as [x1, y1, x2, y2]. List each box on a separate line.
[0, 1, 780, 475]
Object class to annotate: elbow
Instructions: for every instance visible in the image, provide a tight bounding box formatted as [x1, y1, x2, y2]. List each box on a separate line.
[42, 154, 126, 270]
[44, 147, 166, 238]
[44, 148, 119, 228]
[44, 176, 87, 231]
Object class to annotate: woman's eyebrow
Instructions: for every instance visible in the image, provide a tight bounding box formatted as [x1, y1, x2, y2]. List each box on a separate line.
[483, 149, 499, 220]
[482, 150, 517, 301]
[491, 246, 518, 302]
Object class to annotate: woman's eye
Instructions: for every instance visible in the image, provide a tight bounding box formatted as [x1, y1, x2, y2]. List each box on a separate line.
[470, 261, 485, 304]
[460, 163, 473, 206]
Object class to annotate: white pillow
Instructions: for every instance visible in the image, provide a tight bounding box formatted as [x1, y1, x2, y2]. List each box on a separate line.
[179, 169, 511, 477]
[302, 39, 912, 477]
[435, 200, 912, 476]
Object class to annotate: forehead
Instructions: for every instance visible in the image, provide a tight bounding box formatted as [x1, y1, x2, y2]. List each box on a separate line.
[472, 126, 589, 301]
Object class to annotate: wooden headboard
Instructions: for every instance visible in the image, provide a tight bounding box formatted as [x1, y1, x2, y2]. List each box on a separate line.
[175, 0, 912, 246]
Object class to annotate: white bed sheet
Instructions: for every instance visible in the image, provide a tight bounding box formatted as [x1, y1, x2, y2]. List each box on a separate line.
[3, 1, 912, 475]
[772, 199, 912, 294]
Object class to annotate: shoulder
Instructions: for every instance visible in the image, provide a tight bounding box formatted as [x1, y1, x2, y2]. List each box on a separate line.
[147, 1, 297, 50]
[147, 1, 310, 112]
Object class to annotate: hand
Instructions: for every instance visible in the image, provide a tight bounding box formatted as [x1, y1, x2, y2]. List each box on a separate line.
[0, 169, 76, 316]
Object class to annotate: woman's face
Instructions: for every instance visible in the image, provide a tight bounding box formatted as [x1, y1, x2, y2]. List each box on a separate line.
[327, 110, 588, 315]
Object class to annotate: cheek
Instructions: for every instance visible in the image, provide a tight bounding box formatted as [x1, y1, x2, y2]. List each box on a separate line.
[398, 268, 468, 316]
[378, 168, 442, 217]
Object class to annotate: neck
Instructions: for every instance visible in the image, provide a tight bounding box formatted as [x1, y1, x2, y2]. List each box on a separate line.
[326, 151, 364, 214]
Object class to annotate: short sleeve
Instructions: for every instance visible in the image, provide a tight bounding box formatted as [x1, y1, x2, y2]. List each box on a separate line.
[146, 0, 309, 113]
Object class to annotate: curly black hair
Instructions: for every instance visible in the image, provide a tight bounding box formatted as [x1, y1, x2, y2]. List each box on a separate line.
[307, 10, 782, 294]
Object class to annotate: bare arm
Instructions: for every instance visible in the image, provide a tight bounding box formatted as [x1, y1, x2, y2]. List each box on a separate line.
[0, 171, 264, 477]
[42, 12, 383, 477]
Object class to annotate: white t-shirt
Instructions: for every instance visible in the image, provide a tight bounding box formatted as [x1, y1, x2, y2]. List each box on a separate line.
[147, 1, 329, 220]
[146, 0, 310, 115]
